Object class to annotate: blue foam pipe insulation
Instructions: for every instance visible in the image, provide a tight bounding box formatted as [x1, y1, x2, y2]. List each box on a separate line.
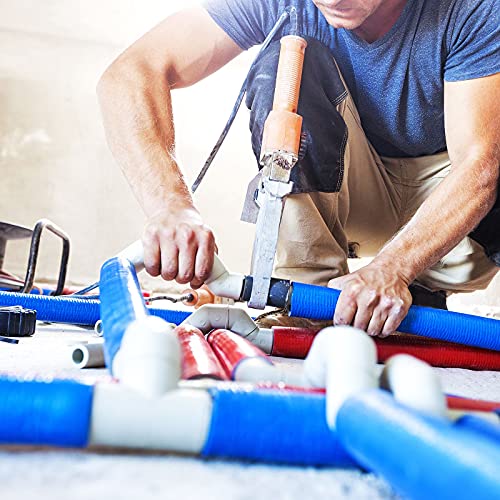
[455, 415, 500, 444]
[0, 377, 93, 447]
[99, 257, 148, 369]
[289, 282, 500, 351]
[0, 290, 189, 326]
[201, 387, 355, 467]
[336, 389, 500, 500]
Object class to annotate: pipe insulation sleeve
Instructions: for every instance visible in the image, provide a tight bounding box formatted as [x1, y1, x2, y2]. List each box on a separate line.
[455, 415, 500, 443]
[207, 329, 272, 379]
[100, 257, 149, 368]
[272, 327, 317, 358]
[271, 327, 500, 370]
[0, 291, 101, 325]
[336, 389, 500, 500]
[447, 395, 500, 413]
[0, 377, 93, 447]
[0, 290, 189, 326]
[175, 325, 229, 380]
[289, 282, 500, 351]
[201, 387, 355, 467]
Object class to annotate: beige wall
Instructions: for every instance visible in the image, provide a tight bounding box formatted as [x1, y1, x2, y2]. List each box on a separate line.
[1, 0, 498, 309]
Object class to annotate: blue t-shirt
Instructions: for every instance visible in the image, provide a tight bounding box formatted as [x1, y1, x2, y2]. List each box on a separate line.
[204, 0, 500, 158]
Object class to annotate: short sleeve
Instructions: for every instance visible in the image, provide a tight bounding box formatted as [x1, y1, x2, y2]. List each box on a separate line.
[444, 0, 500, 82]
[203, 0, 282, 50]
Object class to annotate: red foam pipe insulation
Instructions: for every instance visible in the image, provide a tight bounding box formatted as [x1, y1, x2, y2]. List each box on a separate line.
[446, 395, 500, 413]
[175, 325, 228, 381]
[271, 327, 500, 370]
[207, 329, 270, 379]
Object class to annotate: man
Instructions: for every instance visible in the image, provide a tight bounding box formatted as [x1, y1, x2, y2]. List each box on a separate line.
[97, 0, 499, 337]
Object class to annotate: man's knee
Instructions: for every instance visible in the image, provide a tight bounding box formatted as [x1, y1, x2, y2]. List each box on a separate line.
[417, 238, 499, 293]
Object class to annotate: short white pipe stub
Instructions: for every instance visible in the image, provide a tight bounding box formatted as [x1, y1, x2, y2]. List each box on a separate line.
[71, 342, 105, 369]
[380, 354, 447, 418]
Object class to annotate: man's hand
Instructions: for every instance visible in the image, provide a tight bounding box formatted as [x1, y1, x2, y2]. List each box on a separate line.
[328, 263, 412, 337]
[142, 201, 216, 289]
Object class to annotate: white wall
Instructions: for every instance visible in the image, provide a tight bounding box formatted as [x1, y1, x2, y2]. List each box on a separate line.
[0, 0, 257, 290]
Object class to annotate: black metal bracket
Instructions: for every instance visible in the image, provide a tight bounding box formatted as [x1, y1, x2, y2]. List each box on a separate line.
[20, 219, 71, 296]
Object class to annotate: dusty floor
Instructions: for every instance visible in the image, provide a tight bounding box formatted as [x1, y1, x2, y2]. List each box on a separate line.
[0, 322, 499, 500]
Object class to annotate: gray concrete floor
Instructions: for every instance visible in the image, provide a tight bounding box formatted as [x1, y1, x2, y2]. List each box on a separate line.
[0, 322, 499, 500]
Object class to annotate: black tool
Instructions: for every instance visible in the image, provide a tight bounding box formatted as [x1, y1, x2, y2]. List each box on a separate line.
[0, 306, 37, 337]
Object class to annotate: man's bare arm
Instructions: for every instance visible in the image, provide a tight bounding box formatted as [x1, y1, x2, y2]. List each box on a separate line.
[330, 73, 499, 336]
[97, 7, 243, 287]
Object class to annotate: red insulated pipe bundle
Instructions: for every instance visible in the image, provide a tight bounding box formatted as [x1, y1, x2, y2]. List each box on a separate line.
[271, 327, 500, 371]
[175, 325, 228, 380]
[207, 329, 270, 380]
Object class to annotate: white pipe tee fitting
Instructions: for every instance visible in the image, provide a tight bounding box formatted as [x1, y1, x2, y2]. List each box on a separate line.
[113, 316, 181, 398]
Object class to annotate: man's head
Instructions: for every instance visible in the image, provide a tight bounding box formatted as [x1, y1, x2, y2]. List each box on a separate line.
[312, 0, 385, 30]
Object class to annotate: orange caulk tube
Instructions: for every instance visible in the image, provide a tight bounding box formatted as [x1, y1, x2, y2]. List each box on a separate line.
[261, 35, 307, 158]
[175, 324, 228, 381]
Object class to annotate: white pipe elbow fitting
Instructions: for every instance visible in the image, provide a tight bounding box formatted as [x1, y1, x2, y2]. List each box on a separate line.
[113, 316, 181, 398]
[182, 304, 259, 338]
[380, 354, 447, 418]
[116, 239, 145, 272]
[303, 326, 378, 430]
[204, 254, 245, 300]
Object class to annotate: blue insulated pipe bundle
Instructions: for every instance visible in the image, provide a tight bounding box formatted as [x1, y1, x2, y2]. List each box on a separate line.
[336, 389, 500, 500]
[202, 387, 355, 467]
[289, 282, 500, 351]
[0, 377, 93, 448]
[99, 257, 149, 368]
[0, 290, 189, 326]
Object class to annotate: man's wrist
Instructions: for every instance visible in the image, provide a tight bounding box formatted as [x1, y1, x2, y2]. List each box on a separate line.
[370, 252, 417, 285]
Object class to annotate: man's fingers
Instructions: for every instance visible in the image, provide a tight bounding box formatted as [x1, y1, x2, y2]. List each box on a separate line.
[333, 287, 358, 326]
[142, 235, 161, 277]
[192, 230, 215, 289]
[159, 238, 179, 282]
[352, 288, 378, 331]
[176, 226, 198, 284]
[381, 300, 408, 337]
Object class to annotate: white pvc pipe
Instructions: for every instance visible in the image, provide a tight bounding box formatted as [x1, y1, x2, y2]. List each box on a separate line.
[234, 357, 307, 387]
[380, 354, 447, 418]
[113, 316, 181, 398]
[71, 341, 105, 369]
[303, 326, 379, 430]
[117, 240, 245, 301]
[89, 384, 212, 454]
[246, 328, 274, 354]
